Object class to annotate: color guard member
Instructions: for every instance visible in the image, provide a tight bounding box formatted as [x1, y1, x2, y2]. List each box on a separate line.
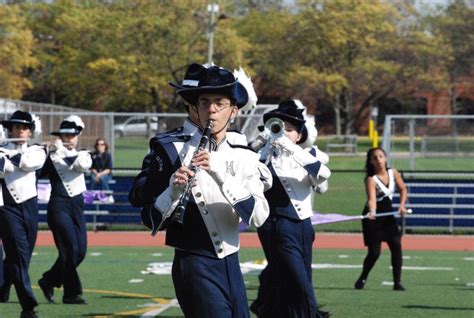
[354, 147, 408, 291]
[0, 111, 47, 318]
[38, 115, 92, 305]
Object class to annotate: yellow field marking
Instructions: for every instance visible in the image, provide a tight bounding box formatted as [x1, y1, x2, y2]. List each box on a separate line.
[32, 285, 173, 316]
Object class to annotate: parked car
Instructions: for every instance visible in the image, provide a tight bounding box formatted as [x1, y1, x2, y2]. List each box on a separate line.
[114, 116, 158, 138]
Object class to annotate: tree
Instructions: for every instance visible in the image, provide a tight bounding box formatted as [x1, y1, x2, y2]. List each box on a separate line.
[428, 0, 474, 114]
[238, 0, 446, 134]
[24, 1, 250, 111]
[0, 4, 37, 99]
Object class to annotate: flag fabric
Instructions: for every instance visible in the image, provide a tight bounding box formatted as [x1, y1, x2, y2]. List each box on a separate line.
[311, 212, 360, 225]
[37, 182, 110, 204]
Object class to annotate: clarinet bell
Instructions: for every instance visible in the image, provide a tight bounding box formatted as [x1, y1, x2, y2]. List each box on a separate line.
[169, 205, 186, 225]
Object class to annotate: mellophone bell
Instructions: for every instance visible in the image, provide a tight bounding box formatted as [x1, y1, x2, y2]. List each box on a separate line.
[132, 62, 270, 317]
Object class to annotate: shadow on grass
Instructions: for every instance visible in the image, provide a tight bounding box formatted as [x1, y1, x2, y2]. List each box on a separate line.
[403, 305, 474, 311]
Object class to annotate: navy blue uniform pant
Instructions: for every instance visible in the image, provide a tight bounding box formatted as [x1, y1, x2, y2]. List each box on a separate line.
[42, 195, 87, 298]
[271, 216, 319, 318]
[172, 249, 250, 318]
[252, 218, 277, 315]
[0, 197, 39, 310]
[0, 244, 4, 288]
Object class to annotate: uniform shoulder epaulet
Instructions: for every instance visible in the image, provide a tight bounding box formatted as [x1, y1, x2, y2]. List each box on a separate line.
[155, 127, 184, 139]
[227, 142, 256, 153]
[150, 132, 190, 147]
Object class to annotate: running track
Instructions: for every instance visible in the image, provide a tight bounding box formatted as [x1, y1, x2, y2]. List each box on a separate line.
[36, 231, 473, 251]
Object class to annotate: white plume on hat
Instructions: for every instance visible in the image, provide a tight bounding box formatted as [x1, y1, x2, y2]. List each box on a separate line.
[65, 115, 85, 130]
[293, 99, 318, 148]
[31, 114, 42, 137]
[0, 124, 5, 140]
[202, 62, 215, 68]
[234, 67, 258, 113]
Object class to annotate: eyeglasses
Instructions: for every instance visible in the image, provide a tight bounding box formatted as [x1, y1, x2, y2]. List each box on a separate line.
[196, 98, 231, 111]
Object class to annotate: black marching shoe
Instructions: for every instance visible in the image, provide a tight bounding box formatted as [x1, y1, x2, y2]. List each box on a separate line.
[393, 283, 406, 291]
[38, 278, 55, 303]
[0, 284, 11, 302]
[20, 310, 39, 318]
[63, 295, 87, 304]
[354, 277, 366, 290]
[317, 308, 332, 318]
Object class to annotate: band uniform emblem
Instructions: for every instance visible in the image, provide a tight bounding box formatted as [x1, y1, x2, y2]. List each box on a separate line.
[225, 161, 236, 176]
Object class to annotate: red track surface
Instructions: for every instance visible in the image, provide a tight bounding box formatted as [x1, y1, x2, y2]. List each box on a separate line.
[36, 231, 474, 251]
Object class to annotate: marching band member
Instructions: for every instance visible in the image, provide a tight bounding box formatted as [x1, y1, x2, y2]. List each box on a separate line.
[134, 63, 270, 318]
[129, 63, 206, 209]
[38, 115, 92, 305]
[0, 111, 47, 318]
[129, 63, 262, 210]
[250, 101, 331, 318]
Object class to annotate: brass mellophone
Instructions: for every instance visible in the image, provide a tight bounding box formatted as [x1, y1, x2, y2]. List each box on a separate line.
[169, 119, 214, 225]
[264, 117, 285, 139]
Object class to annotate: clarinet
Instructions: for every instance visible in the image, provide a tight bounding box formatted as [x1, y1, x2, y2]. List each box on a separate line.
[169, 119, 214, 225]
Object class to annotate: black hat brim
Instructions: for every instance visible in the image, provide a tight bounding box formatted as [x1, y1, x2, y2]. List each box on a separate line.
[177, 82, 248, 108]
[263, 111, 305, 130]
[1, 120, 34, 130]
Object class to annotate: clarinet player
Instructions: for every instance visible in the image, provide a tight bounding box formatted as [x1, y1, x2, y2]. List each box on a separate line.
[138, 63, 270, 318]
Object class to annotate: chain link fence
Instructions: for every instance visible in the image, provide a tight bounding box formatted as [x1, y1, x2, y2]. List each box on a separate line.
[382, 115, 474, 171]
[3, 99, 473, 232]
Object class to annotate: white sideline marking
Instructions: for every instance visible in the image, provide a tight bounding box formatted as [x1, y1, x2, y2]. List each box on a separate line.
[90, 252, 102, 256]
[402, 266, 453, 271]
[141, 298, 180, 316]
[32, 252, 38, 256]
[138, 303, 159, 308]
[128, 279, 144, 283]
[402, 256, 411, 259]
[382, 281, 394, 286]
[338, 255, 349, 258]
[140, 261, 454, 275]
[142, 262, 173, 275]
[151, 253, 163, 257]
[463, 257, 474, 261]
[312, 264, 361, 269]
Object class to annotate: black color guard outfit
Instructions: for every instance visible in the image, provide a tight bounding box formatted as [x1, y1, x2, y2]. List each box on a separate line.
[359, 168, 403, 286]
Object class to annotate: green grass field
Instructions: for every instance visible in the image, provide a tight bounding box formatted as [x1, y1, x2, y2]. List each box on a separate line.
[114, 136, 474, 171]
[1, 247, 473, 317]
[112, 136, 473, 234]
